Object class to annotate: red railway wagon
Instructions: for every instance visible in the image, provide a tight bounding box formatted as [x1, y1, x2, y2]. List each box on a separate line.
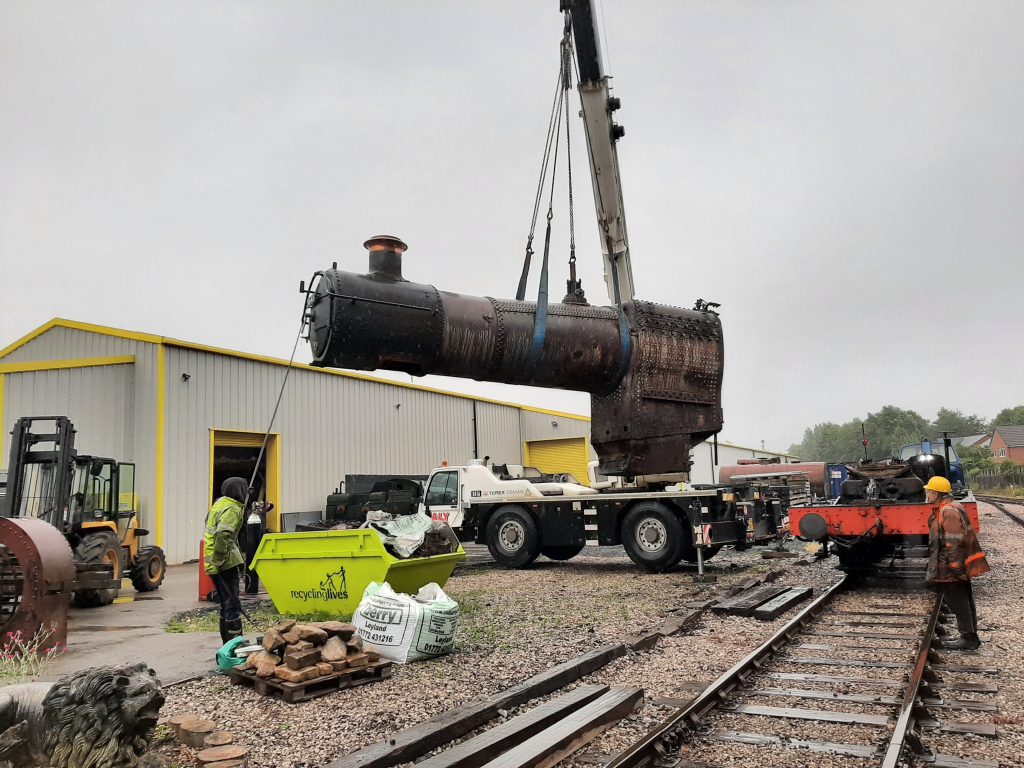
[787, 454, 980, 572]
[790, 496, 979, 542]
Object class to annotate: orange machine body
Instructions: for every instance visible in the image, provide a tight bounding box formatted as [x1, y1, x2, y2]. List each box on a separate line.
[789, 497, 980, 541]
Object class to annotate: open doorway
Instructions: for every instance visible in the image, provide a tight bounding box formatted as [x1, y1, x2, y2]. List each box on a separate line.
[209, 430, 280, 532]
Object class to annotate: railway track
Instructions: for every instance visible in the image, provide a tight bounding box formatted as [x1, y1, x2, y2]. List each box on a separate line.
[329, 555, 1006, 768]
[605, 575, 1001, 768]
[975, 494, 1024, 528]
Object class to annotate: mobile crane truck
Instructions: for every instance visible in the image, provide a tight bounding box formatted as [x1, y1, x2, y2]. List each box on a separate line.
[298, 2, 781, 572]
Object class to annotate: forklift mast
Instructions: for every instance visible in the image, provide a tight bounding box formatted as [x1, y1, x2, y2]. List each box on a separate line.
[0, 416, 78, 527]
[1, 416, 132, 535]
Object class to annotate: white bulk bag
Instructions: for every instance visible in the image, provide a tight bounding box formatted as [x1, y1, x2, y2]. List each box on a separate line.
[352, 581, 459, 663]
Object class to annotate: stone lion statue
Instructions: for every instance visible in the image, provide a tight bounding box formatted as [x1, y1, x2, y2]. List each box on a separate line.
[0, 662, 165, 768]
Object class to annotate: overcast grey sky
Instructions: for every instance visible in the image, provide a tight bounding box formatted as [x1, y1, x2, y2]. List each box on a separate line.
[2, 1, 1022, 451]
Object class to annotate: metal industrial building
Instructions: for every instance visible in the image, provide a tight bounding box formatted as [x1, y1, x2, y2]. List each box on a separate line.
[0, 318, 795, 564]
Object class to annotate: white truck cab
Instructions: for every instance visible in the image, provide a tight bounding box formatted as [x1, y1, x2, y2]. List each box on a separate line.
[420, 460, 598, 529]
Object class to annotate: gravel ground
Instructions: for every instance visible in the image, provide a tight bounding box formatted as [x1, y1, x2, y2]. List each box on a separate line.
[557, 554, 844, 766]
[153, 543, 822, 768]
[915, 501, 1024, 767]
[673, 502, 1024, 768]
[152, 507, 1022, 768]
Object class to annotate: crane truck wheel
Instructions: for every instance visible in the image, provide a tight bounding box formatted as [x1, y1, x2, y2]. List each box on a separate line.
[486, 505, 540, 568]
[72, 532, 122, 607]
[540, 544, 586, 561]
[621, 502, 685, 573]
[130, 545, 167, 592]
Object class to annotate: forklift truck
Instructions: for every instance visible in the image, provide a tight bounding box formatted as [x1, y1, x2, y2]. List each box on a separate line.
[0, 416, 166, 607]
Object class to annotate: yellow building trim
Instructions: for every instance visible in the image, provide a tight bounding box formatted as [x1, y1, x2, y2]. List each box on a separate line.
[1, 318, 591, 422]
[0, 318, 63, 359]
[0, 355, 135, 374]
[209, 429, 282, 532]
[0, 318, 161, 359]
[155, 344, 166, 547]
[0, 374, 5, 470]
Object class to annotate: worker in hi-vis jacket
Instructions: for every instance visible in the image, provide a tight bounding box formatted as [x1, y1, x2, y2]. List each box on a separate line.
[924, 476, 989, 650]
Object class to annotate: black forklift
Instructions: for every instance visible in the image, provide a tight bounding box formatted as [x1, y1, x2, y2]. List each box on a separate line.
[0, 416, 166, 607]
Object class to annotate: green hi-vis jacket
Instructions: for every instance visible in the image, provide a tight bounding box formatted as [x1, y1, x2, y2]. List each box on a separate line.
[927, 498, 990, 583]
[204, 496, 245, 575]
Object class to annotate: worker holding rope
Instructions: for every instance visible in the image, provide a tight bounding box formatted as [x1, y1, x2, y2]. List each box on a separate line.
[204, 477, 249, 644]
[925, 476, 989, 650]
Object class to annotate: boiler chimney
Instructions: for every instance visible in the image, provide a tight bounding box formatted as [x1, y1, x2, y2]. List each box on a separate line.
[364, 235, 408, 281]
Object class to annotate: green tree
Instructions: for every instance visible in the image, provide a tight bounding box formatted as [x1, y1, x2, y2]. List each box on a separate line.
[992, 405, 1024, 427]
[958, 444, 995, 475]
[789, 406, 940, 463]
[862, 405, 931, 459]
[932, 407, 988, 437]
[789, 419, 869, 463]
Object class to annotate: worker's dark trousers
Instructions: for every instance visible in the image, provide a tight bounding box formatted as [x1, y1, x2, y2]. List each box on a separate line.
[243, 522, 263, 595]
[211, 564, 243, 643]
[938, 580, 978, 635]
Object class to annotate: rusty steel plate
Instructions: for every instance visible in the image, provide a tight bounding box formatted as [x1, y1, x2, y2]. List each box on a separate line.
[0, 517, 75, 651]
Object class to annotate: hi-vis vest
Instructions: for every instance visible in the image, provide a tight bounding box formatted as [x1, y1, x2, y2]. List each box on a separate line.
[204, 496, 245, 575]
[927, 498, 990, 583]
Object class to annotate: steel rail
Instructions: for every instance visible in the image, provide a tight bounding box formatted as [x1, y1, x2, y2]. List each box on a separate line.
[879, 591, 942, 767]
[605, 574, 852, 768]
[975, 495, 1024, 528]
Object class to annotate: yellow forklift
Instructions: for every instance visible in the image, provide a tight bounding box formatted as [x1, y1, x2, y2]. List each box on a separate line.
[0, 416, 166, 607]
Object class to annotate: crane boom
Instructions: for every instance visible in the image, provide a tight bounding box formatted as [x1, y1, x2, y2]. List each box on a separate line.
[562, 0, 635, 303]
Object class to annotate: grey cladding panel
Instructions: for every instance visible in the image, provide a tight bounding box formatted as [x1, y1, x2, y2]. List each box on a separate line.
[1, 365, 135, 465]
[520, 409, 591, 442]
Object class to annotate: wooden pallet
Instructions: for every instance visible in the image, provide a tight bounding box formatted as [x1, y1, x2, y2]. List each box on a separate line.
[230, 660, 393, 703]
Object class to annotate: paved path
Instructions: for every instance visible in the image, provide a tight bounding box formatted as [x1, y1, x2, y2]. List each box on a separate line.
[39, 564, 226, 685]
[36, 546, 490, 686]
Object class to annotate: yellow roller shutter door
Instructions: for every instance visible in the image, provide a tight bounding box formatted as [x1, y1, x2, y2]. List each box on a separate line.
[524, 438, 591, 487]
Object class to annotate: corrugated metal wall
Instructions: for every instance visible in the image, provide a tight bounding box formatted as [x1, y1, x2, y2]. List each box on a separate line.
[2, 326, 138, 363]
[690, 441, 795, 485]
[2, 365, 135, 460]
[0, 327, 160, 542]
[519, 409, 591, 443]
[0, 324, 597, 564]
[161, 346, 549, 563]
[474, 402, 522, 465]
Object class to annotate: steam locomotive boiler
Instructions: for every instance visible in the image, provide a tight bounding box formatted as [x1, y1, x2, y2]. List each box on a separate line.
[301, 0, 725, 480]
[304, 236, 724, 478]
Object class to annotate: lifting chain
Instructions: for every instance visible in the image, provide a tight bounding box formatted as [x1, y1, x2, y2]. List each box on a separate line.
[519, 11, 587, 306]
[517, 61, 564, 302]
[562, 16, 586, 305]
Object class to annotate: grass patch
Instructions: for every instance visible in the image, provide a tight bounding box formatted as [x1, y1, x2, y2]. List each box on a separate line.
[981, 486, 1024, 499]
[166, 600, 347, 634]
[448, 589, 506, 651]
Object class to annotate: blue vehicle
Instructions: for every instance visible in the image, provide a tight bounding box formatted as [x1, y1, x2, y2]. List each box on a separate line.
[898, 438, 966, 489]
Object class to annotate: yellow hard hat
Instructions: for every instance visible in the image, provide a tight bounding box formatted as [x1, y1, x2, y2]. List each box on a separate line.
[923, 476, 952, 494]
